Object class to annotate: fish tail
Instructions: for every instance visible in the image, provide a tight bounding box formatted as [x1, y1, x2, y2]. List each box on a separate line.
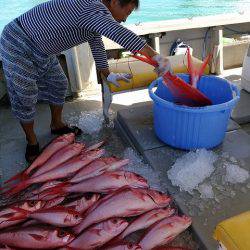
[85, 140, 105, 152]
[196, 53, 212, 84]
[2, 181, 30, 196]
[187, 47, 195, 86]
[4, 171, 28, 184]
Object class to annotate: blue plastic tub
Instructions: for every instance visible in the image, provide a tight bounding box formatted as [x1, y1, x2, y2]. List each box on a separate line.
[148, 74, 240, 150]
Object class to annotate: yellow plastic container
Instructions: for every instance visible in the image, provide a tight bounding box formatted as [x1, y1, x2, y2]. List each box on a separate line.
[108, 54, 210, 93]
[214, 211, 250, 250]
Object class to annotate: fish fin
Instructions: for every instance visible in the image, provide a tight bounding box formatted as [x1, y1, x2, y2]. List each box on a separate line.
[4, 171, 28, 184]
[196, 53, 212, 85]
[29, 234, 46, 241]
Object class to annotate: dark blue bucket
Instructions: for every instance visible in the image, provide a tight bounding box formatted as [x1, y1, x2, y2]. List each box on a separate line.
[148, 74, 240, 150]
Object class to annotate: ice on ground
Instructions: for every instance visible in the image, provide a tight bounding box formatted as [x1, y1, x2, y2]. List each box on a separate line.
[167, 149, 218, 193]
[123, 147, 162, 191]
[224, 163, 249, 184]
[198, 183, 214, 199]
[66, 109, 115, 135]
[77, 110, 104, 134]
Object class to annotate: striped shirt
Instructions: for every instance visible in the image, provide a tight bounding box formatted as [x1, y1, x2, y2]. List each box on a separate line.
[18, 0, 146, 69]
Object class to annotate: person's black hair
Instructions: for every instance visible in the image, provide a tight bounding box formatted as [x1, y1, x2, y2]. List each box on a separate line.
[106, 0, 139, 9]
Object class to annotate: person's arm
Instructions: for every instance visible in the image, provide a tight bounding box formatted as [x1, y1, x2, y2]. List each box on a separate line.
[88, 34, 109, 75]
[83, 2, 170, 77]
[78, 2, 146, 53]
[139, 44, 158, 58]
[88, 34, 132, 86]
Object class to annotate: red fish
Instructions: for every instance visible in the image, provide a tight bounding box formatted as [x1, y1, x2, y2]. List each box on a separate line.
[4, 149, 104, 196]
[11, 206, 83, 227]
[0, 226, 75, 249]
[163, 72, 212, 107]
[114, 207, 176, 241]
[187, 47, 212, 88]
[139, 215, 192, 250]
[68, 218, 128, 249]
[70, 157, 129, 183]
[0, 200, 45, 230]
[4, 133, 75, 184]
[32, 143, 85, 177]
[47, 171, 148, 196]
[73, 187, 171, 234]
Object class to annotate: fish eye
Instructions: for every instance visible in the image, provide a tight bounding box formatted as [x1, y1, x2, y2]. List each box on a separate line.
[57, 230, 67, 238]
[128, 243, 133, 249]
[28, 200, 36, 206]
[74, 214, 79, 219]
[112, 218, 118, 224]
[85, 193, 93, 200]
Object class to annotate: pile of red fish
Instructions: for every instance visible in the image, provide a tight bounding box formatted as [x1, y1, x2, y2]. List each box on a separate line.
[0, 133, 192, 249]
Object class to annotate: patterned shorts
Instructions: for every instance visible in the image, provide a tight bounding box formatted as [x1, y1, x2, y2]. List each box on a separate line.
[0, 19, 68, 122]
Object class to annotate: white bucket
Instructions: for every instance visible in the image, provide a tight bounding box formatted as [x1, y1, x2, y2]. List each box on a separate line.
[241, 44, 250, 92]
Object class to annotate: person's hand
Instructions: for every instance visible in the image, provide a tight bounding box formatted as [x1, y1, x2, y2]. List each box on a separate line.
[107, 72, 132, 87]
[152, 54, 172, 76]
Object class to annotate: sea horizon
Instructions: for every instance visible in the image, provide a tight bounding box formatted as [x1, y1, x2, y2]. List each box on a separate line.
[0, 0, 250, 33]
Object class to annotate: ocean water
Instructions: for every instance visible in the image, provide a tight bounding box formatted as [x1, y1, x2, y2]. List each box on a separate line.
[0, 0, 250, 33]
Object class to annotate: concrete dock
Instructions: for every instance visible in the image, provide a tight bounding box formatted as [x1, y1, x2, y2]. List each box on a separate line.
[0, 68, 249, 249]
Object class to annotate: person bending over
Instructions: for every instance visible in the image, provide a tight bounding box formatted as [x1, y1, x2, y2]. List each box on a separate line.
[0, 0, 171, 162]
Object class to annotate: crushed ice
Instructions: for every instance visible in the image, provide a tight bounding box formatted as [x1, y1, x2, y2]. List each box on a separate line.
[65, 109, 114, 135]
[224, 163, 249, 184]
[123, 147, 162, 191]
[167, 149, 218, 193]
[198, 183, 214, 199]
[165, 149, 250, 217]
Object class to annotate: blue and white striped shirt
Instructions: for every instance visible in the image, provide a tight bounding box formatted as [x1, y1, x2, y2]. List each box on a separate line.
[18, 0, 146, 69]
